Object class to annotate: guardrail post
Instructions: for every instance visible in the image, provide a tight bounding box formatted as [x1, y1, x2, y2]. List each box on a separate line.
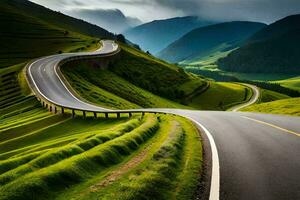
[45, 104, 48, 109]
[54, 107, 57, 114]
[42, 101, 45, 107]
[94, 112, 97, 119]
[117, 113, 120, 118]
[129, 113, 132, 118]
[72, 109, 75, 118]
[82, 111, 86, 118]
[49, 105, 52, 112]
[142, 112, 145, 116]
[105, 113, 108, 119]
[61, 107, 64, 114]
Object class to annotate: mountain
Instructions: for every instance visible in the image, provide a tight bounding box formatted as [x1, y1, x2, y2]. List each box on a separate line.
[218, 14, 300, 74]
[158, 21, 266, 64]
[68, 9, 142, 33]
[123, 16, 217, 54]
[0, 0, 114, 68]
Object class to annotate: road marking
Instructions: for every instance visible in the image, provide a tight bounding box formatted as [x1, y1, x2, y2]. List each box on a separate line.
[27, 41, 117, 111]
[242, 116, 300, 137]
[185, 116, 220, 200]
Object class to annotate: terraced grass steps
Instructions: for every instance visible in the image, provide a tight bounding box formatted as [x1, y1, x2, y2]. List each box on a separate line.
[54, 116, 203, 200]
[0, 107, 203, 200]
[0, 115, 160, 200]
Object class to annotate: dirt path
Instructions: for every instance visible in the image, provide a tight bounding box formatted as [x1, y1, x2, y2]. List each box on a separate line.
[89, 121, 180, 192]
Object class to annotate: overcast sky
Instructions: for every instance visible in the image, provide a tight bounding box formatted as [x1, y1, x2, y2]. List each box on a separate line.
[31, 0, 300, 23]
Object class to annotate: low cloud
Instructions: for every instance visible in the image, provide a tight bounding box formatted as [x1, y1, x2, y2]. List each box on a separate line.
[31, 0, 300, 23]
[67, 8, 142, 33]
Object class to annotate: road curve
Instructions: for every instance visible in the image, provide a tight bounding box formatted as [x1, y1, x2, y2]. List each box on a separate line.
[230, 84, 260, 112]
[26, 40, 300, 200]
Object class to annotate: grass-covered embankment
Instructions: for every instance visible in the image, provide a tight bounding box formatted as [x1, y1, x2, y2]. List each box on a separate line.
[256, 89, 290, 103]
[242, 97, 300, 116]
[188, 82, 252, 110]
[61, 44, 251, 110]
[0, 104, 203, 200]
[54, 115, 203, 200]
[61, 44, 207, 109]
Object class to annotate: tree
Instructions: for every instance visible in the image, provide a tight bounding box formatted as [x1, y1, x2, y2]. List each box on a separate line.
[116, 34, 126, 43]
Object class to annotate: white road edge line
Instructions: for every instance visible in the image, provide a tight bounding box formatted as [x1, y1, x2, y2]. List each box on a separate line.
[28, 42, 115, 111]
[185, 116, 220, 200]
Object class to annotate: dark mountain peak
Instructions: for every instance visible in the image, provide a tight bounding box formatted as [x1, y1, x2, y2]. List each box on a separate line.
[124, 16, 217, 54]
[218, 14, 300, 74]
[158, 21, 266, 63]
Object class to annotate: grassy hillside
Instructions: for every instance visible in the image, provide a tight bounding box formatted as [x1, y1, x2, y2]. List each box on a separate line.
[187, 82, 252, 110]
[61, 44, 252, 110]
[0, 0, 112, 68]
[0, 94, 203, 200]
[158, 21, 266, 64]
[257, 89, 290, 103]
[61, 44, 207, 109]
[275, 76, 300, 92]
[124, 16, 216, 54]
[242, 98, 300, 116]
[218, 14, 300, 73]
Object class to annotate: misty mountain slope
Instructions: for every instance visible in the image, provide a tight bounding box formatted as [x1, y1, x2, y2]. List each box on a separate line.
[0, 0, 113, 68]
[68, 9, 142, 33]
[218, 14, 300, 74]
[124, 16, 217, 54]
[158, 21, 266, 64]
[2, 0, 114, 39]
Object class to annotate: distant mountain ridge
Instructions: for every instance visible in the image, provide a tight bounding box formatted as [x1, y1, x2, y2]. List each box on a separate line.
[3, 0, 114, 39]
[68, 9, 142, 33]
[124, 16, 217, 54]
[218, 14, 300, 74]
[158, 21, 266, 64]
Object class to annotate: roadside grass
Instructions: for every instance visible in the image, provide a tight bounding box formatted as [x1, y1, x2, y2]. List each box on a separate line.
[0, 114, 160, 200]
[241, 97, 300, 116]
[188, 82, 252, 110]
[257, 89, 290, 103]
[54, 116, 203, 200]
[61, 44, 207, 109]
[61, 44, 250, 110]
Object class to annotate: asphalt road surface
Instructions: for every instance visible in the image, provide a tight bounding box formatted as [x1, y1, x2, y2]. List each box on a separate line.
[26, 40, 300, 200]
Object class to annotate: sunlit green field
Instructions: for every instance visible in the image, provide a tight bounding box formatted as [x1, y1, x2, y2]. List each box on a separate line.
[242, 97, 300, 116]
[274, 76, 300, 92]
[188, 82, 252, 110]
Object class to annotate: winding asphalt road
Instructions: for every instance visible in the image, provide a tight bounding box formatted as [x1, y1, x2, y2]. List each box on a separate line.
[26, 40, 300, 200]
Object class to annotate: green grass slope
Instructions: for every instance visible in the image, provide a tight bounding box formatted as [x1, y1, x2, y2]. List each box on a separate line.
[242, 98, 300, 116]
[61, 44, 254, 110]
[257, 89, 290, 103]
[0, 0, 112, 68]
[188, 82, 252, 110]
[218, 14, 300, 74]
[61, 44, 207, 109]
[0, 95, 203, 200]
[275, 76, 300, 92]
[158, 21, 266, 64]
